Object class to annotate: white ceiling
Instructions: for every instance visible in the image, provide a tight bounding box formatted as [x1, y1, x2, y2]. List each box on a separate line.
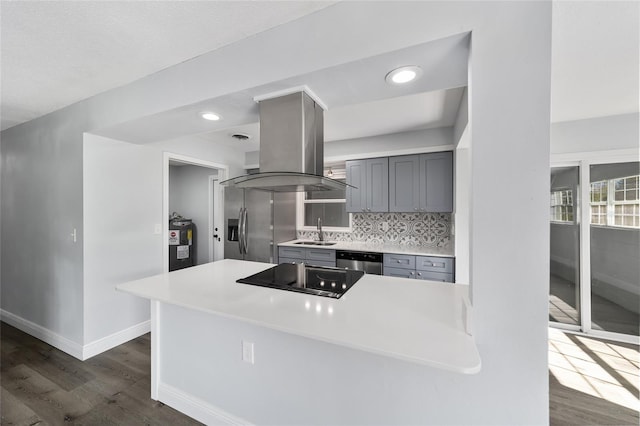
[0, 0, 336, 130]
[1, 1, 637, 132]
[551, 0, 639, 122]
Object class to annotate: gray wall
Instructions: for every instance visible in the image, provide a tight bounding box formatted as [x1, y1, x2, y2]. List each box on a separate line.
[169, 164, 218, 266]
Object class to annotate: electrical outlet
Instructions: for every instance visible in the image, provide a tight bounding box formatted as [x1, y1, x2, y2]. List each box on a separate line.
[242, 341, 254, 364]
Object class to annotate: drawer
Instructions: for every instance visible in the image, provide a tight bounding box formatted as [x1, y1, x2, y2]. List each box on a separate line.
[416, 256, 454, 273]
[383, 266, 416, 279]
[305, 260, 336, 268]
[278, 257, 304, 265]
[383, 253, 415, 270]
[278, 247, 305, 260]
[415, 270, 454, 283]
[306, 249, 336, 262]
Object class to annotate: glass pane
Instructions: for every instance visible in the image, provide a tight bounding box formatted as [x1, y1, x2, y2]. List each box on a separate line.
[615, 190, 624, 201]
[590, 162, 640, 336]
[626, 189, 637, 201]
[304, 203, 349, 227]
[306, 179, 346, 200]
[549, 166, 580, 325]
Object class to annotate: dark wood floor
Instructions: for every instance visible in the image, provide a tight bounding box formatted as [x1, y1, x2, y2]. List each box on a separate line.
[0, 322, 202, 425]
[1, 322, 638, 425]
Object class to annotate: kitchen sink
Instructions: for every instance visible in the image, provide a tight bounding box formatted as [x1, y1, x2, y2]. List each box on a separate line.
[294, 241, 336, 246]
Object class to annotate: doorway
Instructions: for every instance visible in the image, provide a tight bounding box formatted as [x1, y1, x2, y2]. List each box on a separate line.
[163, 152, 228, 272]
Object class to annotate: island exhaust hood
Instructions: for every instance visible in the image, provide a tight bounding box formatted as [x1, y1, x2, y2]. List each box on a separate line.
[221, 90, 353, 192]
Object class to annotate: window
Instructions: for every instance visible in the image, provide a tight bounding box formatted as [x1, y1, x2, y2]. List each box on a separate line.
[589, 175, 639, 228]
[298, 164, 351, 230]
[590, 181, 607, 225]
[550, 189, 574, 222]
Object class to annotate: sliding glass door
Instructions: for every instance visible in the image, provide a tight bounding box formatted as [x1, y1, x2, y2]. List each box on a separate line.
[550, 160, 639, 341]
[589, 162, 639, 336]
[550, 166, 581, 326]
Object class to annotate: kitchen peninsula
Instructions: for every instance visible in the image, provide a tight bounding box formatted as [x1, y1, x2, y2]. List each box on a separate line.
[117, 259, 480, 425]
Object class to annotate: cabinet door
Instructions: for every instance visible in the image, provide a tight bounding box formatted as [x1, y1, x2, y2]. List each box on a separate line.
[384, 266, 416, 279]
[389, 155, 420, 212]
[415, 256, 454, 274]
[278, 246, 305, 260]
[419, 152, 453, 212]
[415, 270, 454, 283]
[346, 160, 367, 213]
[306, 249, 336, 262]
[366, 157, 389, 212]
[383, 253, 415, 270]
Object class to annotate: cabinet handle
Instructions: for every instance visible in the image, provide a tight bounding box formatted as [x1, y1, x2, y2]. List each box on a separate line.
[367, 208, 371, 211]
[362, 208, 366, 211]
[417, 272, 422, 276]
[409, 271, 414, 275]
[414, 207, 418, 211]
[397, 260, 401, 263]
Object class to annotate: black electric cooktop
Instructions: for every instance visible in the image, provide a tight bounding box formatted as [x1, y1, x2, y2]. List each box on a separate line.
[237, 263, 365, 299]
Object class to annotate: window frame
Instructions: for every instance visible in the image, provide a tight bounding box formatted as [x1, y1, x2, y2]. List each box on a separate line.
[296, 192, 352, 232]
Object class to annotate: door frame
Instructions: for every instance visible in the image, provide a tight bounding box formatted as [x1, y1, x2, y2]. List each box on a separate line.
[550, 148, 640, 345]
[209, 176, 224, 262]
[163, 152, 228, 272]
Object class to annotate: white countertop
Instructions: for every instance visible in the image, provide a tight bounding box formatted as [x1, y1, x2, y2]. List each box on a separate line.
[278, 240, 454, 257]
[117, 259, 480, 374]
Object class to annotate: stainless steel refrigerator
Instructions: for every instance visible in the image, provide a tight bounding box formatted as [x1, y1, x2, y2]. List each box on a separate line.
[224, 187, 296, 263]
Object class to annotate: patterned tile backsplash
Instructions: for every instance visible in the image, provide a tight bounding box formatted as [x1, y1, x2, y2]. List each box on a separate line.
[297, 212, 452, 248]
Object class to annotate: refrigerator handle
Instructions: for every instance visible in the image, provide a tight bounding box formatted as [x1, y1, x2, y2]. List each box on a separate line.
[238, 207, 245, 254]
[242, 208, 249, 254]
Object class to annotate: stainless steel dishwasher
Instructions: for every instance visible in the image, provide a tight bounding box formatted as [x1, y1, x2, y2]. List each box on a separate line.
[336, 250, 383, 275]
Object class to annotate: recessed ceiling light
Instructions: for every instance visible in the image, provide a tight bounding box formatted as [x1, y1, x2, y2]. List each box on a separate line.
[385, 65, 423, 85]
[201, 111, 221, 121]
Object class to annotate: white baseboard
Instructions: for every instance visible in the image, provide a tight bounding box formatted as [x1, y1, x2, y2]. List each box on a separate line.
[1, 309, 151, 361]
[0, 309, 84, 359]
[158, 383, 252, 426]
[82, 320, 151, 360]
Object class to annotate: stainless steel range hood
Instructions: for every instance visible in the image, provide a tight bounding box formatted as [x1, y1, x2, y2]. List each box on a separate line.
[221, 91, 352, 192]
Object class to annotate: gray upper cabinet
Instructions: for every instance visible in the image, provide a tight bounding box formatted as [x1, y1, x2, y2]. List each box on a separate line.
[346, 160, 366, 213]
[389, 155, 420, 212]
[419, 151, 453, 212]
[389, 152, 453, 213]
[346, 158, 388, 213]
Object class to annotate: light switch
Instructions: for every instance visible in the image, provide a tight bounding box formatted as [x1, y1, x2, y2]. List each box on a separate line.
[242, 341, 254, 364]
[154, 224, 162, 235]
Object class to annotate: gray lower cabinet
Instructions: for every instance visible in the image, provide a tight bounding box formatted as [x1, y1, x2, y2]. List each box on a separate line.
[389, 152, 453, 213]
[346, 158, 389, 213]
[278, 247, 336, 267]
[383, 253, 454, 283]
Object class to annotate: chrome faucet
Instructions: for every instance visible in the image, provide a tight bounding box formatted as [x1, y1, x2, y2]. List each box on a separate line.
[317, 217, 324, 241]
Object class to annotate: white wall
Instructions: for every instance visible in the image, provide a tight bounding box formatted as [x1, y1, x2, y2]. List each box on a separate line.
[83, 134, 162, 346]
[1, 113, 84, 346]
[325, 127, 454, 161]
[169, 164, 218, 265]
[551, 113, 639, 154]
